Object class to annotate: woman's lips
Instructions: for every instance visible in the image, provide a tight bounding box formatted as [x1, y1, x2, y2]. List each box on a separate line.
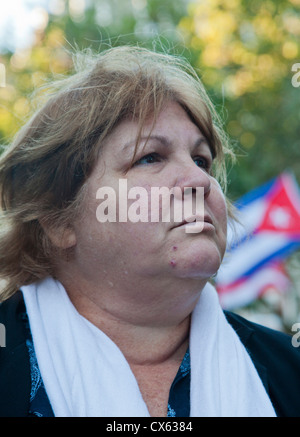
[172, 215, 214, 233]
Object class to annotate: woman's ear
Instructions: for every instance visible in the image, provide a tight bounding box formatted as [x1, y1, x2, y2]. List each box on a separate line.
[39, 220, 77, 250]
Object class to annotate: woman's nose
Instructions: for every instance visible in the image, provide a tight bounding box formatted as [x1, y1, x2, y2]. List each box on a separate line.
[174, 160, 212, 198]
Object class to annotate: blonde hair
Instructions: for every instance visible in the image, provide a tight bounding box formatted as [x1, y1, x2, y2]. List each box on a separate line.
[0, 45, 234, 301]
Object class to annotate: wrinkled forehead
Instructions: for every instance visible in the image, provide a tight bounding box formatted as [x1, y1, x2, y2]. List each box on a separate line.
[101, 100, 216, 162]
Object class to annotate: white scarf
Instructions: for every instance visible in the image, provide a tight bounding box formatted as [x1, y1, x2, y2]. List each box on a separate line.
[21, 278, 276, 417]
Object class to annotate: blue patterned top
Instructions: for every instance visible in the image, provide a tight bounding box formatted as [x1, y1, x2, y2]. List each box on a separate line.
[23, 312, 190, 417]
[167, 349, 190, 417]
[26, 338, 55, 417]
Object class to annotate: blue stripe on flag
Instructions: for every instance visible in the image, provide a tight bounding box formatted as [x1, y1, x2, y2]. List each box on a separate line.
[234, 177, 275, 209]
[237, 240, 300, 280]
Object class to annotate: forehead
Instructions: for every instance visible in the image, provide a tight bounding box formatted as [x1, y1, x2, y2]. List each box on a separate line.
[104, 101, 208, 155]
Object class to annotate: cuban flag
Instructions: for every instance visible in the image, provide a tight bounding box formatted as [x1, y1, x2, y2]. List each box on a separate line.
[215, 172, 300, 309]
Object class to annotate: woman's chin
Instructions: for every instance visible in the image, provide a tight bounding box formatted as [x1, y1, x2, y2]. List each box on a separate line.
[168, 249, 223, 280]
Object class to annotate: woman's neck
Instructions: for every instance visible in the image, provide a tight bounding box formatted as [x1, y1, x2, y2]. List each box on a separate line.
[65, 279, 191, 366]
[56, 260, 205, 366]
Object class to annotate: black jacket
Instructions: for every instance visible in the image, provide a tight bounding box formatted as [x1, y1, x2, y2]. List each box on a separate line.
[1, 291, 300, 417]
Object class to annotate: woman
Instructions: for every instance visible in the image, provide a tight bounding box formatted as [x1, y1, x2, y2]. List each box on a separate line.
[0, 46, 299, 417]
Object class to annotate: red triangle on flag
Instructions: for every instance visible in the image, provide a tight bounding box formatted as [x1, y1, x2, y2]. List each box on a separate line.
[257, 175, 300, 236]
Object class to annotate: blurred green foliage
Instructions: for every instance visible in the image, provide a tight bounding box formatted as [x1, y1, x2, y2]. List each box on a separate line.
[0, 0, 299, 201]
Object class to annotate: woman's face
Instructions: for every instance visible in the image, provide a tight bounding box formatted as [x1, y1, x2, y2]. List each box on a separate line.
[71, 101, 227, 287]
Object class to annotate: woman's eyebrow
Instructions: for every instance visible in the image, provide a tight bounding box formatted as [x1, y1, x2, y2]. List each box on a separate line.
[122, 135, 210, 152]
[122, 135, 172, 151]
[192, 137, 211, 151]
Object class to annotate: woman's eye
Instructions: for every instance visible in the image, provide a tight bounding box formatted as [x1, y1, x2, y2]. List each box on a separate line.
[134, 152, 161, 166]
[193, 156, 211, 171]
